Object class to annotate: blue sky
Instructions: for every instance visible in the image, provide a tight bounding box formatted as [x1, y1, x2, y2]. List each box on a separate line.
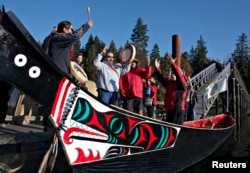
[1, 0, 250, 62]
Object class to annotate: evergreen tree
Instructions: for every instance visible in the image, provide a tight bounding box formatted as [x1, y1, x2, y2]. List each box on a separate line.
[108, 41, 118, 63]
[188, 46, 195, 64]
[159, 53, 170, 75]
[231, 33, 250, 91]
[116, 46, 123, 63]
[83, 35, 105, 82]
[73, 40, 81, 57]
[150, 44, 161, 60]
[151, 53, 170, 101]
[181, 52, 193, 76]
[130, 18, 149, 67]
[190, 35, 208, 75]
[149, 44, 161, 70]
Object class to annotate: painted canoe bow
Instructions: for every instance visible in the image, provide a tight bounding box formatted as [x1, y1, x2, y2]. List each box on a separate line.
[0, 8, 235, 173]
[52, 79, 235, 173]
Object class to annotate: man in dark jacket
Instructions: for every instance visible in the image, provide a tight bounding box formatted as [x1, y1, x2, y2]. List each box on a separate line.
[48, 19, 93, 75]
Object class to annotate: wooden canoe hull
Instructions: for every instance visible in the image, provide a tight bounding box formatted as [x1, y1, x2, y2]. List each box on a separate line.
[52, 79, 234, 173]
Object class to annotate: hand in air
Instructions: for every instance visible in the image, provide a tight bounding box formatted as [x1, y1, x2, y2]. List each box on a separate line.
[102, 46, 107, 54]
[155, 58, 160, 68]
[167, 56, 176, 64]
[87, 20, 93, 27]
[147, 57, 151, 66]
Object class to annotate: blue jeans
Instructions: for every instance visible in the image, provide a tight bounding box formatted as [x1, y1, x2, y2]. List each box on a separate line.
[99, 89, 117, 105]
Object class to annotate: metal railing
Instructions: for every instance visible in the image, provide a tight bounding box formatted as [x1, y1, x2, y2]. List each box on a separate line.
[191, 61, 250, 119]
[191, 63, 231, 119]
[190, 63, 217, 91]
[155, 61, 250, 120]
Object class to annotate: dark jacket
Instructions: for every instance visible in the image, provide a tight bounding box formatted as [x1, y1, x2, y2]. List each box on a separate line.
[48, 24, 90, 75]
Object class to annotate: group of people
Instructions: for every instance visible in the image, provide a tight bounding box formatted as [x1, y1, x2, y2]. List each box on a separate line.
[39, 17, 157, 119]
[155, 57, 198, 124]
[93, 46, 158, 118]
[40, 17, 199, 125]
[0, 16, 198, 127]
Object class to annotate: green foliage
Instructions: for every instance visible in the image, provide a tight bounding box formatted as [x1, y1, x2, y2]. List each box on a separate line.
[153, 54, 170, 101]
[82, 35, 105, 82]
[181, 52, 193, 76]
[231, 33, 250, 92]
[108, 41, 118, 63]
[73, 40, 81, 56]
[130, 18, 149, 67]
[150, 44, 161, 61]
[189, 35, 209, 75]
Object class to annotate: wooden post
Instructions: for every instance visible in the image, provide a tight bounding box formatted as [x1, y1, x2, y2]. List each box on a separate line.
[172, 34, 181, 67]
[232, 78, 236, 116]
[236, 84, 240, 116]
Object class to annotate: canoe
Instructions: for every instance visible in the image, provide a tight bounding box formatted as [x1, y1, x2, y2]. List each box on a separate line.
[52, 79, 235, 173]
[0, 8, 235, 173]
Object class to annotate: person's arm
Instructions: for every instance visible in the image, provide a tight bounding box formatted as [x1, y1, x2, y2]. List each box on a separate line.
[150, 85, 157, 97]
[119, 74, 125, 97]
[140, 57, 152, 78]
[59, 19, 93, 45]
[169, 57, 187, 90]
[120, 63, 131, 75]
[144, 57, 152, 77]
[93, 46, 107, 69]
[154, 58, 167, 86]
[76, 19, 93, 36]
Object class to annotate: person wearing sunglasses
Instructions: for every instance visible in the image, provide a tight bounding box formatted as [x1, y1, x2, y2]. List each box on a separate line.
[94, 46, 131, 105]
[47, 19, 93, 75]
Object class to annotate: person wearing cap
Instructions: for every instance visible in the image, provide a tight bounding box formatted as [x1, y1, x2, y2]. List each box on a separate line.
[143, 76, 158, 118]
[120, 58, 152, 115]
[155, 56, 187, 125]
[94, 46, 131, 105]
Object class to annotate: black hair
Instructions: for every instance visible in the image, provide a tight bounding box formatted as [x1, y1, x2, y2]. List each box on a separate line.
[57, 21, 72, 33]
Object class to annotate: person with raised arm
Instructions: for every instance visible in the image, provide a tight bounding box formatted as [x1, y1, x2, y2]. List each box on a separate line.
[155, 56, 187, 125]
[94, 46, 131, 105]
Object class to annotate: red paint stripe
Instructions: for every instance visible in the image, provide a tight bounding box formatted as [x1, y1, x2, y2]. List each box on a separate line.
[55, 79, 72, 125]
[51, 78, 67, 117]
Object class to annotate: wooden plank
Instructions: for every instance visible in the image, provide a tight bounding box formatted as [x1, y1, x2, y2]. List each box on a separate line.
[0, 124, 52, 145]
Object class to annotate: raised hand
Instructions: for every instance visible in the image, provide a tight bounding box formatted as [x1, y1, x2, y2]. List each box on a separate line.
[87, 20, 93, 27]
[147, 57, 151, 66]
[167, 56, 176, 64]
[102, 46, 107, 54]
[155, 58, 160, 68]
